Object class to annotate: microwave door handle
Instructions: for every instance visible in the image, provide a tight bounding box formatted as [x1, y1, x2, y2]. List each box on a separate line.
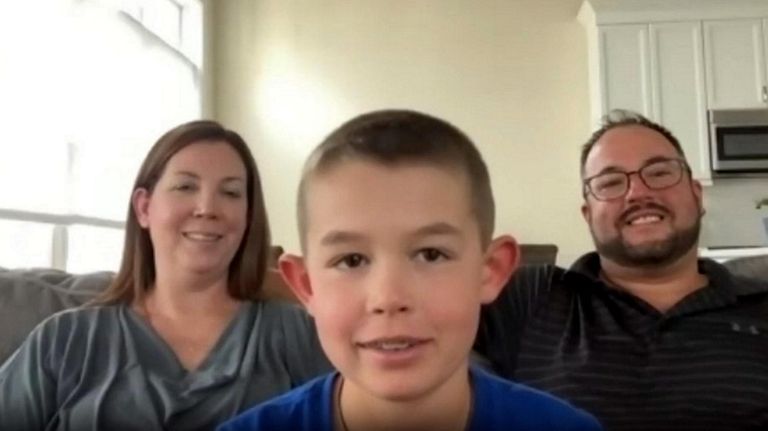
[763, 85, 768, 103]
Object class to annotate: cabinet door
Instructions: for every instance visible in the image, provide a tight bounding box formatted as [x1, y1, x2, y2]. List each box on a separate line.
[649, 22, 710, 182]
[703, 19, 767, 109]
[599, 25, 652, 116]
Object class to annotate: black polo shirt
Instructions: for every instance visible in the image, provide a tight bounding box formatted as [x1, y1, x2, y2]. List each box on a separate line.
[475, 252, 768, 431]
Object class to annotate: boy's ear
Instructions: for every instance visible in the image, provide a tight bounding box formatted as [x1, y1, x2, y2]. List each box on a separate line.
[479, 235, 520, 304]
[278, 254, 315, 312]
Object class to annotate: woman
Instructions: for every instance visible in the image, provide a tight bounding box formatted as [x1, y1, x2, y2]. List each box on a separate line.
[0, 121, 331, 430]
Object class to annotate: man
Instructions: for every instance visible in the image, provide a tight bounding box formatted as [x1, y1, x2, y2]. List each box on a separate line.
[475, 110, 768, 431]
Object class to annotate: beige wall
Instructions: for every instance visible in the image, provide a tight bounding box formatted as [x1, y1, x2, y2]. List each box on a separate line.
[209, 0, 593, 265]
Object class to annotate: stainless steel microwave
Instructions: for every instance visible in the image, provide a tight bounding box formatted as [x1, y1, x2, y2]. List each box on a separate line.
[709, 108, 768, 173]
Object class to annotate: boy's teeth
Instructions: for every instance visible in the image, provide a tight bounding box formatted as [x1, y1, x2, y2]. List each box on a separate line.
[377, 341, 411, 351]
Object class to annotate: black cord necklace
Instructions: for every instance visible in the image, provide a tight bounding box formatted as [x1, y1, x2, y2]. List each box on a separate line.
[335, 375, 350, 431]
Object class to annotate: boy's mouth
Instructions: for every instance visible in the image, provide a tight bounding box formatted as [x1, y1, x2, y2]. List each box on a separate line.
[357, 336, 430, 352]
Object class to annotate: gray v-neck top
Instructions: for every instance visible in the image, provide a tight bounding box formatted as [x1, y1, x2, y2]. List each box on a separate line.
[0, 300, 332, 430]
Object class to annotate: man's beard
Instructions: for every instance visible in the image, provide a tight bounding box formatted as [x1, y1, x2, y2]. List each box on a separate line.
[591, 212, 702, 268]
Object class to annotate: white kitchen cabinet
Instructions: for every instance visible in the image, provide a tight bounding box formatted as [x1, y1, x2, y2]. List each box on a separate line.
[588, 21, 711, 182]
[703, 19, 767, 109]
[598, 25, 652, 117]
[579, 0, 768, 184]
[649, 22, 710, 182]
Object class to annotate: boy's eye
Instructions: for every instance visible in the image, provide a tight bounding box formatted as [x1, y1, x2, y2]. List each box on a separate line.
[333, 253, 368, 269]
[416, 247, 448, 263]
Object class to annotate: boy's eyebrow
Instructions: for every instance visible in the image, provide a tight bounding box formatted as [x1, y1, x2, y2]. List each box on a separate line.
[319, 222, 462, 247]
[412, 222, 463, 238]
[320, 230, 365, 246]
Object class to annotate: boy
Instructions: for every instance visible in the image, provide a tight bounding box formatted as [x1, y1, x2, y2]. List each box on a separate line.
[218, 110, 602, 430]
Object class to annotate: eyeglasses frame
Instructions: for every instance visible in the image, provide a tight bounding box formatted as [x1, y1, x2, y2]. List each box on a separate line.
[582, 158, 692, 201]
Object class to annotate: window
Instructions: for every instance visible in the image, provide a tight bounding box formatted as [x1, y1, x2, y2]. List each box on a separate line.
[0, 0, 203, 273]
[119, 0, 203, 67]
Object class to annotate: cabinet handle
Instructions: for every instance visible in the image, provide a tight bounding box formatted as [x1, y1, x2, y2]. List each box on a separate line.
[763, 85, 768, 103]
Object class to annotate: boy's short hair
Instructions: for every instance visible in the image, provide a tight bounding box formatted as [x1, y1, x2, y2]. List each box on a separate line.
[297, 109, 495, 250]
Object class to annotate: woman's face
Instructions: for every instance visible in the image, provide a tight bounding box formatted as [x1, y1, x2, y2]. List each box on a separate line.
[133, 141, 249, 279]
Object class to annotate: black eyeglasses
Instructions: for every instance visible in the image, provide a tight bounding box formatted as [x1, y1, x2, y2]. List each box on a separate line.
[583, 158, 690, 201]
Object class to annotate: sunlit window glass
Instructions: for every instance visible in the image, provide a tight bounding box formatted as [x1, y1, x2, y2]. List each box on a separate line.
[0, 0, 202, 272]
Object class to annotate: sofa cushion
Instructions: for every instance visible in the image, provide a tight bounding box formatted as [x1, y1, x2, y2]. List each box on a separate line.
[0, 255, 296, 365]
[723, 255, 768, 282]
[520, 244, 558, 266]
[0, 268, 112, 363]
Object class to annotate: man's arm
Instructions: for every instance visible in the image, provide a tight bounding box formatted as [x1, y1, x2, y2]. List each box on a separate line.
[474, 264, 558, 378]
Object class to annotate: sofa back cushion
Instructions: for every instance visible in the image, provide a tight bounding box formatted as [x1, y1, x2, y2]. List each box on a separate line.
[520, 244, 558, 266]
[0, 268, 112, 363]
[723, 255, 768, 282]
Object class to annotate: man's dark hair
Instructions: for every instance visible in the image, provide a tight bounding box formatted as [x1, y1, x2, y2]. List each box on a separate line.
[580, 109, 686, 177]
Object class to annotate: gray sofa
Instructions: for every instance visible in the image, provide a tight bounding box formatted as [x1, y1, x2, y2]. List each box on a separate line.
[0, 268, 113, 363]
[0, 243, 571, 365]
[722, 255, 768, 282]
[2, 249, 763, 365]
[0, 263, 304, 364]
[0, 244, 559, 365]
[3, 250, 763, 366]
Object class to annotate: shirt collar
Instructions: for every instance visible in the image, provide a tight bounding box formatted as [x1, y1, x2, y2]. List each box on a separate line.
[564, 252, 768, 314]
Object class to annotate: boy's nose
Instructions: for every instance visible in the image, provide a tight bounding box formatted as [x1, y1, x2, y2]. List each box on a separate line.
[367, 267, 413, 315]
[372, 303, 410, 315]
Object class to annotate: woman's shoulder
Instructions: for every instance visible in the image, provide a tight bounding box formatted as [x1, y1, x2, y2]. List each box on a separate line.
[247, 300, 331, 374]
[256, 299, 306, 313]
[31, 304, 126, 345]
[45, 303, 124, 326]
[1, 305, 128, 379]
[253, 300, 312, 324]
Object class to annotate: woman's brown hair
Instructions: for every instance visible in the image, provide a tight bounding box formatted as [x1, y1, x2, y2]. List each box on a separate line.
[95, 120, 270, 304]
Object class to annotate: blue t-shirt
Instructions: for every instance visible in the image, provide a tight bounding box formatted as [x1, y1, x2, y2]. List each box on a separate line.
[218, 366, 603, 431]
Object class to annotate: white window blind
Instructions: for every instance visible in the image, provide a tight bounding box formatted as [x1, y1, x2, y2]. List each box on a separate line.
[0, 0, 203, 273]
